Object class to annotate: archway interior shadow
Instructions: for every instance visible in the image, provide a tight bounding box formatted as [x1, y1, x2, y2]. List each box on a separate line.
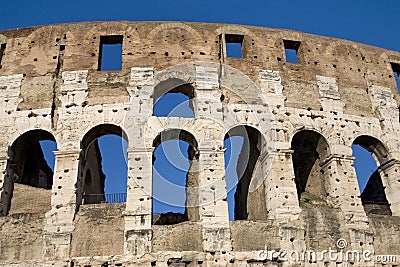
[352, 136, 392, 215]
[291, 130, 329, 203]
[78, 124, 128, 205]
[224, 126, 264, 221]
[2, 130, 56, 215]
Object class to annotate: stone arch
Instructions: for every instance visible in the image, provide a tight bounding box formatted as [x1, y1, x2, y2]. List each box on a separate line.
[152, 128, 200, 224]
[144, 116, 225, 151]
[77, 123, 128, 206]
[147, 23, 203, 58]
[17, 26, 65, 76]
[224, 124, 266, 220]
[353, 135, 389, 165]
[153, 78, 196, 117]
[325, 40, 370, 77]
[1, 129, 57, 216]
[148, 22, 203, 47]
[83, 22, 140, 44]
[352, 135, 392, 215]
[214, 25, 260, 42]
[154, 63, 196, 86]
[325, 40, 368, 61]
[80, 123, 128, 151]
[291, 129, 331, 202]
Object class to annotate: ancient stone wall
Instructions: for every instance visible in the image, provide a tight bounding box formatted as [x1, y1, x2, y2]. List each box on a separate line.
[0, 21, 400, 266]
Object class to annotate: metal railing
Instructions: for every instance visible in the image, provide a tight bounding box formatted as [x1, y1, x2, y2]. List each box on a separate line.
[83, 192, 127, 204]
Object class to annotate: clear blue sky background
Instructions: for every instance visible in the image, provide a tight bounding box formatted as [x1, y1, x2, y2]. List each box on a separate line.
[6, 0, 397, 219]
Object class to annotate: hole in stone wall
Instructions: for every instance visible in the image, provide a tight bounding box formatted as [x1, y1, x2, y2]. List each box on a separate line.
[79, 124, 128, 205]
[98, 35, 123, 71]
[224, 126, 265, 221]
[284, 40, 301, 64]
[3, 130, 57, 216]
[224, 136, 243, 221]
[291, 130, 329, 204]
[391, 63, 400, 92]
[153, 79, 195, 118]
[225, 34, 244, 58]
[153, 92, 194, 118]
[352, 136, 392, 215]
[0, 43, 6, 69]
[152, 129, 198, 225]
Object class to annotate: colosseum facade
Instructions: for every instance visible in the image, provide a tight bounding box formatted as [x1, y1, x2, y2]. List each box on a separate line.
[0, 21, 400, 266]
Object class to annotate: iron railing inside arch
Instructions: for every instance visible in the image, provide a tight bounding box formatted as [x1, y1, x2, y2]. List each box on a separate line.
[83, 193, 127, 204]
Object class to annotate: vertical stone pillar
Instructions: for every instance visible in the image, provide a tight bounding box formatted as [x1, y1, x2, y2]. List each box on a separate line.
[316, 75, 344, 114]
[0, 74, 24, 216]
[259, 69, 285, 107]
[124, 67, 155, 255]
[378, 159, 400, 216]
[198, 146, 231, 252]
[264, 150, 301, 223]
[195, 65, 223, 120]
[0, 152, 11, 216]
[44, 149, 80, 260]
[320, 154, 369, 227]
[123, 147, 153, 255]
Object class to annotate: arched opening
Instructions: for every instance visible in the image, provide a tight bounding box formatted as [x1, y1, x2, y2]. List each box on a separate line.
[352, 135, 391, 215]
[224, 125, 265, 221]
[78, 124, 128, 206]
[291, 130, 330, 203]
[1, 130, 57, 215]
[153, 78, 195, 118]
[152, 129, 198, 225]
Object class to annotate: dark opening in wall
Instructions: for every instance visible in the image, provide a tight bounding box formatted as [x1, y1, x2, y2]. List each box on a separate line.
[0, 43, 6, 69]
[283, 40, 300, 63]
[153, 79, 195, 118]
[291, 130, 330, 203]
[79, 124, 128, 205]
[225, 34, 244, 58]
[1, 130, 57, 216]
[352, 136, 392, 216]
[391, 63, 400, 92]
[152, 129, 199, 225]
[224, 125, 265, 221]
[98, 35, 123, 71]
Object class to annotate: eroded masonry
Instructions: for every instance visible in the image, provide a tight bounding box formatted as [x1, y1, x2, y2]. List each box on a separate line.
[0, 21, 400, 267]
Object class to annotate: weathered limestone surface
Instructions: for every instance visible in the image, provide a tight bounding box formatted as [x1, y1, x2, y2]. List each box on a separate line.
[70, 203, 125, 257]
[0, 21, 400, 266]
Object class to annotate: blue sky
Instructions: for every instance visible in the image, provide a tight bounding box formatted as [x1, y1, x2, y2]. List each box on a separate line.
[0, 0, 399, 52]
[6, 0, 397, 219]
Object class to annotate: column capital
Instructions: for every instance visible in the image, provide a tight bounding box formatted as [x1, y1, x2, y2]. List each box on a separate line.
[259, 149, 293, 163]
[378, 159, 400, 172]
[320, 154, 355, 168]
[53, 149, 81, 157]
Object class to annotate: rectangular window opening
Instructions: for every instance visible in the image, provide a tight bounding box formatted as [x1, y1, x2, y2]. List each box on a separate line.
[98, 35, 123, 71]
[0, 43, 6, 69]
[391, 63, 400, 92]
[225, 34, 244, 58]
[284, 40, 301, 64]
